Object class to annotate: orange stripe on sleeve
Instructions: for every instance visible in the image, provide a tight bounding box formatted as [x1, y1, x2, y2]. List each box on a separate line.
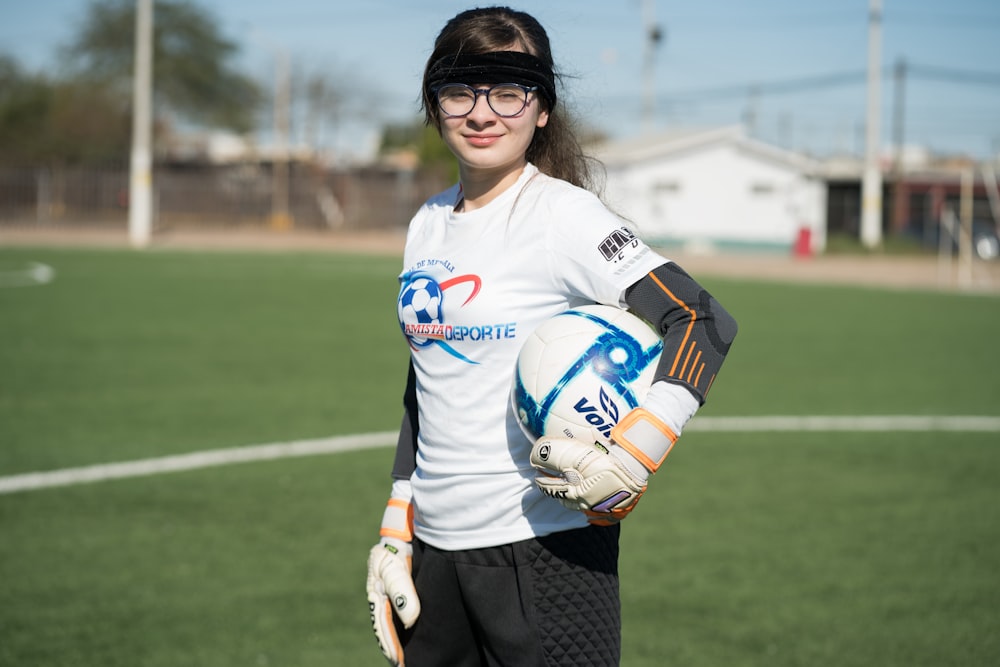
[646, 271, 697, 377]
[679, 341, 696, 379]
[687, 350, 703, 384]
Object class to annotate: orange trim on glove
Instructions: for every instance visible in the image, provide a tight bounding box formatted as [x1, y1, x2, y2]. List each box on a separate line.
[379, 498, 414, 543]
[611, 408, 679, 473]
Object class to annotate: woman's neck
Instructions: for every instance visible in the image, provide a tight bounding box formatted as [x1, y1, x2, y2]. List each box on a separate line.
[456, 161, 528, 212]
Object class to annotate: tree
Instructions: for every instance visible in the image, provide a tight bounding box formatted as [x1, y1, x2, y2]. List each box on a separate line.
[295, 61, 384, 159]
[0, 54, 130, 165]
[0, 56, 52, 162]
[380, 121, 459, 180]
[0, 1, 261, 166]
[62, 0, 260, 134]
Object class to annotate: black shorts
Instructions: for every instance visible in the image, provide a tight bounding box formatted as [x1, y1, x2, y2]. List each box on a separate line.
[400, 524, 621, 667]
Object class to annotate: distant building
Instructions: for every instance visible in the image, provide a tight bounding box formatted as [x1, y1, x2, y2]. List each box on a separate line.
[593, 125, 826, 255]
[814, 146, 1000, 261]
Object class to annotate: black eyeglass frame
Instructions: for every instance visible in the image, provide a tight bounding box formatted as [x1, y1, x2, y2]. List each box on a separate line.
[433, 83, 540, 118]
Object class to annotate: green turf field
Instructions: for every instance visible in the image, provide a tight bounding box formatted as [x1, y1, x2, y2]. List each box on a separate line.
[1, 245, 998, 666]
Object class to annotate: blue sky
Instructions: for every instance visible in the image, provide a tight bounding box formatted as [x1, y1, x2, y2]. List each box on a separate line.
[3, 0, 999, 162]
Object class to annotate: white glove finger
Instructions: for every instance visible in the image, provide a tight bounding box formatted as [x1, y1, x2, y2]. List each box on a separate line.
[367, 545, 421, 666]
[531, 438, 646, 516]
[529, 438, 561, 473]
[530, 437, 602, 473]
[367, 589, 404, 666]
[533, 472, 586, 511]
[376, 551, 421, 628]
[535, 468, 638, 514]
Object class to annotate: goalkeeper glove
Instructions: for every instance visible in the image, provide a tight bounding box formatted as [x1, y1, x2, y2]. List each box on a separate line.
[366, 482, 419, 666]
[530, 381, 696, 525]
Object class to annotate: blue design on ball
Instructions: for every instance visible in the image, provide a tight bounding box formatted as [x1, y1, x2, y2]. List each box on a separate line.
[516, 309, 662, 440]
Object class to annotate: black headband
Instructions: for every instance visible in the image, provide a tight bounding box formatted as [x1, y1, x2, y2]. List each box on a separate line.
[426, 51, 557, 108]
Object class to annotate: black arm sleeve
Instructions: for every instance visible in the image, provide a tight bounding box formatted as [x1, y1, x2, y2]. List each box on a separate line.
[390, 358, 419, 480]
[624, 262, 738, 404]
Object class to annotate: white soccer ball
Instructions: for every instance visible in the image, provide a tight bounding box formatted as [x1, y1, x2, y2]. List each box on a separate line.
[512, 304, 662, 448]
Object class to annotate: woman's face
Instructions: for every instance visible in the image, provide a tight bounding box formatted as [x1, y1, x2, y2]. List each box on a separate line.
[437, 82, 549, 177]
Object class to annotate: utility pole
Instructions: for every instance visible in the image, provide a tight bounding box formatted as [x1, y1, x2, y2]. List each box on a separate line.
[892, 58, 906, 171]
[958, 166, 974, 288]
[270, 49, 292, 230]
[641, 0, 664, 134]
[128, 0, 153, 248]
[860, 0, 883, 249]
[243, 26, 294, 230]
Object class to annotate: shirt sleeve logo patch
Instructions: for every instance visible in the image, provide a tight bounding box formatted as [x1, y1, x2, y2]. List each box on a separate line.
[598, 227, 640, 262]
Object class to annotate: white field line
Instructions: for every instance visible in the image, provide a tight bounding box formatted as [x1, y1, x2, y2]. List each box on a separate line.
[2, 415, 999, 495]
[687, 415, 1000, 432]
[0, 431, 397, 495]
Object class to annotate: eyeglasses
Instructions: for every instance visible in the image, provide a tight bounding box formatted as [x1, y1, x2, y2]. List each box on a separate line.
[434, 83, 539, 118]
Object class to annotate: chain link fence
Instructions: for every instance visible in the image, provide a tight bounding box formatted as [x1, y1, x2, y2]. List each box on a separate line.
[0, 163, 451, 233]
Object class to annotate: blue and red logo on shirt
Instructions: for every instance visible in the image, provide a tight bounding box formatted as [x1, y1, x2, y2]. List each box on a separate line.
[398, 269, 516, 364]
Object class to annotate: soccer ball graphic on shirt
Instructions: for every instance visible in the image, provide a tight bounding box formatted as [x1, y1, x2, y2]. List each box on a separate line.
[398, 275, 443, 345]
[512, 305, 662, 448]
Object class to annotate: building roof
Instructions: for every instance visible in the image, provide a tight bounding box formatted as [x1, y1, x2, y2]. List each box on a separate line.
[591, 124, 822, 174]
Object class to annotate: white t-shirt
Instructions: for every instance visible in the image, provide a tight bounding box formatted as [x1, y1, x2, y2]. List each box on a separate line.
[398, 163, 668, 550]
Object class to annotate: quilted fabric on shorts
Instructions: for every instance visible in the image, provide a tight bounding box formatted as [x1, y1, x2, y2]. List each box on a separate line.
[529, 525, 622, 666]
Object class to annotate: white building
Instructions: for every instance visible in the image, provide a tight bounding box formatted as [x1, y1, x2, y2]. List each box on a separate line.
[594, 125, 827, 255]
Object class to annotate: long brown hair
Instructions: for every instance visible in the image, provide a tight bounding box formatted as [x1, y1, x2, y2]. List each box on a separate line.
[421, 7, 596, 191]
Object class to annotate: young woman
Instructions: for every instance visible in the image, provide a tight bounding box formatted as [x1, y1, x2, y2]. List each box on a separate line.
[366, 7, 737, 666]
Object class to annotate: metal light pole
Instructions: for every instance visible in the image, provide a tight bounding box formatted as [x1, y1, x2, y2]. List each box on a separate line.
[860, 0, 883, 249]
[128, 0, 153, 248]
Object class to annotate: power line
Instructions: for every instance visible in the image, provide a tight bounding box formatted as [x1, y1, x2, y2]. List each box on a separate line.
[907, 64, 1000, 86]
[662, 71, 866, 102]
[659, 64, 1000, 103]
